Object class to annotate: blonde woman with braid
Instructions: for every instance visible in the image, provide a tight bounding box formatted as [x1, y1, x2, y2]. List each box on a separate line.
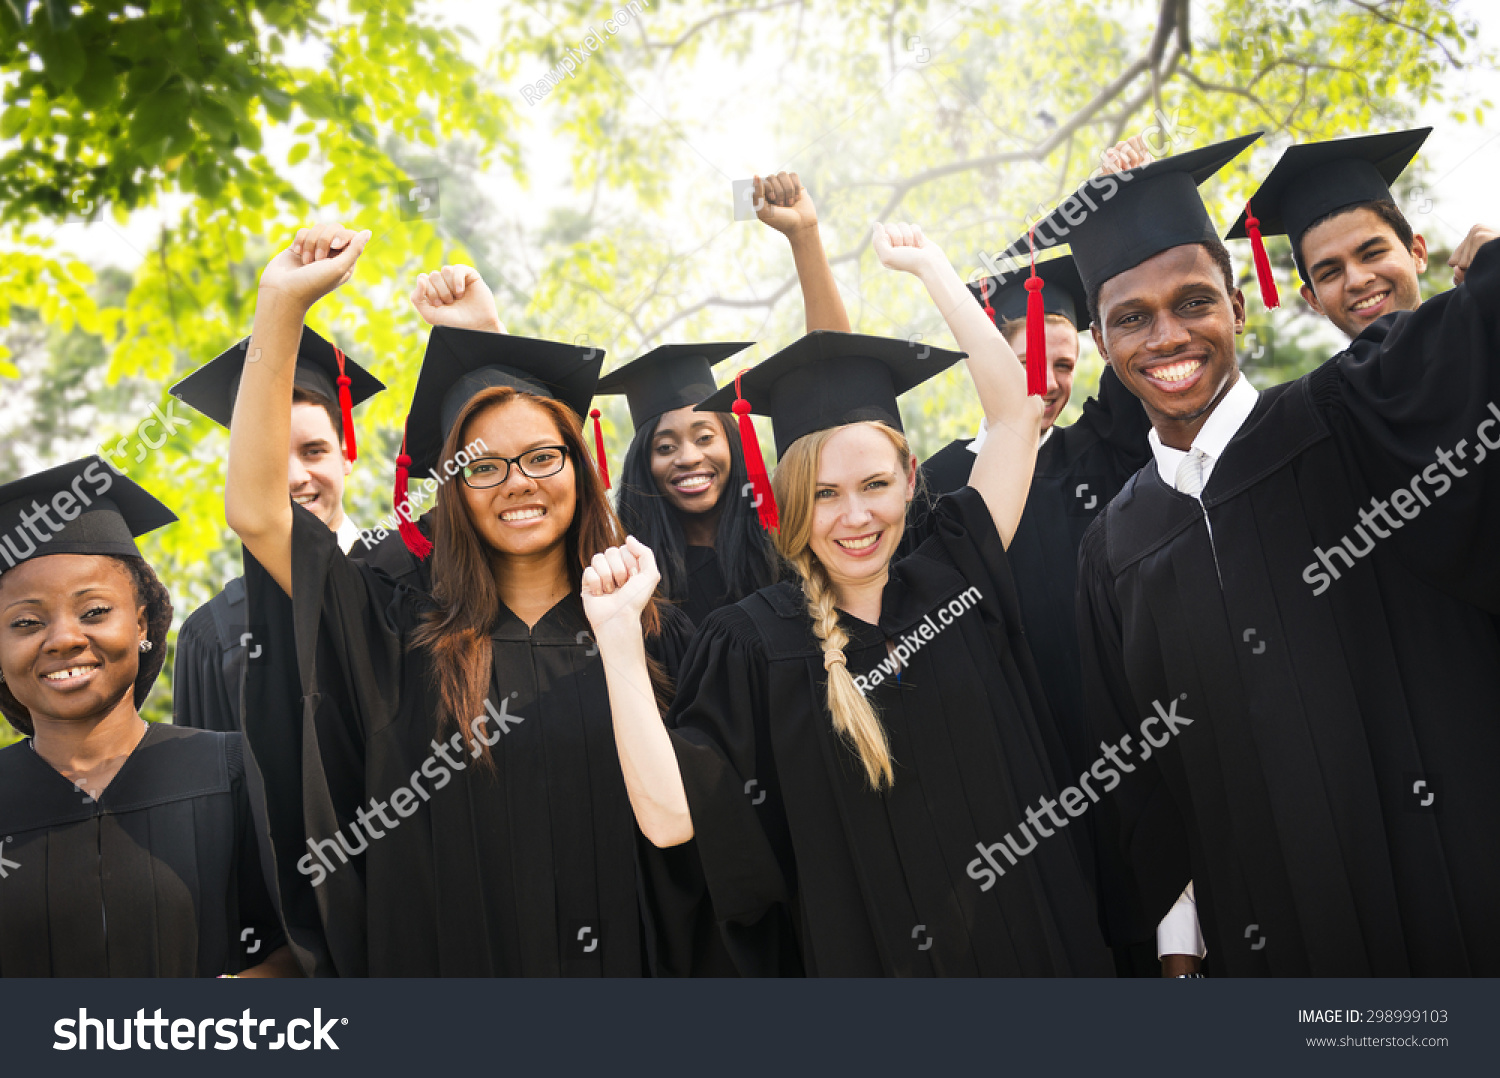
[581, 223, 1114, 976]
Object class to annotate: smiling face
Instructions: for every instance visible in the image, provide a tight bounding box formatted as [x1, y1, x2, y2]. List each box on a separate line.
[457, 397, 577, 561]
[806, 423, 917, 592]
[1298, 205, 1427, 339]
[1005, 317, 1080, 431]
[288, 400, 351, 529]
[1091, 243, 1246, 450]
[648, 406, 733, 516]
[0, 555, 146, 727]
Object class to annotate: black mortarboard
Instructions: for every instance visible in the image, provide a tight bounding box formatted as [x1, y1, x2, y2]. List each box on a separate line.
[697, 331, 963, 457]
[1225, 127, 1431, 284]
[969, 254, 1088, 328]
[0, 457, 176, 574]
[594, 342, 754, 430]
[696, 331, 964, 532]
[395, 326, 606, 557]
[994, 133, 1262, 299]
[170, 327, 384, 458]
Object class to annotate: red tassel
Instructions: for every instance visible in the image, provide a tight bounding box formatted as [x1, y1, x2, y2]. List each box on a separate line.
[1024, 226, 1047, 396]
[393, 431, 433, 559]
[334, 345, 358, 461]
[732, 370, 778, 532]
[590, 408, 611, 490]
[979, 276, 995, 323]
[1244, 200, 1281, 310]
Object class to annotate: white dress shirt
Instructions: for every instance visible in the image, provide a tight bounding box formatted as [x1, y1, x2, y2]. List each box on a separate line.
[1148, 373, 1259, 960]
[335, 515, 362, 554]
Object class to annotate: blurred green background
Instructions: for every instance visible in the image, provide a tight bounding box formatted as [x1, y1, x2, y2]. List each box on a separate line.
[1, 0, 1492, 744]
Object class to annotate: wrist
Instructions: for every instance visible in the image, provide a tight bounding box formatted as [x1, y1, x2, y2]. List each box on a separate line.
[254, 286, 313, 320]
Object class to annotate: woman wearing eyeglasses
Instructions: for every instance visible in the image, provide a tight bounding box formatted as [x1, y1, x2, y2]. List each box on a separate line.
[226, 238, 712, 977]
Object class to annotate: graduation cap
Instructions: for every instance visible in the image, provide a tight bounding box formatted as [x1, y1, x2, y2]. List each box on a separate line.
[594, 342, 755, 431]
[970, 254, 1087, 393]
[1226, 127, 1432, 297]
[995, 132, 1262, 322]
[170, 327, 385, 460]
[0, 456, 176, 574]
[696, 331, 965, 531]
[395, 326, 605, 557]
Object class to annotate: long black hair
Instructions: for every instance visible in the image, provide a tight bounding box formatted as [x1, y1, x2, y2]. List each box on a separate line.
[615, 411, 779, 606]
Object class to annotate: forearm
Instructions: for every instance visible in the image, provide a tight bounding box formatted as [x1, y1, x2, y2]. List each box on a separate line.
[594, 621, 695, 847]
[916, 256, 1030, 432]
[225, 288, 305, 591]
[788, 227, 851, 333]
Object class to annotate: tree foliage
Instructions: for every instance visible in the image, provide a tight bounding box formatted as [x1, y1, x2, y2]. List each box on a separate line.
[0, 0, 1489, 745]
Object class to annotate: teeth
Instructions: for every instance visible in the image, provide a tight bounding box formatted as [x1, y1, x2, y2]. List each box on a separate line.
[502, 508, 545, 522]
[1151, 359, 1202, 383]
[1351, 292, 1388, 312]
[293, 494, 316, 505]
[836, 534, 879, 551]
[674, 476, 712, 492]
[44, 666, 96, 681]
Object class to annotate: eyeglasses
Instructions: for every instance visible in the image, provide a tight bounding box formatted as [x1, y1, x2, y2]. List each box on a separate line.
[460, 446, 570, 489]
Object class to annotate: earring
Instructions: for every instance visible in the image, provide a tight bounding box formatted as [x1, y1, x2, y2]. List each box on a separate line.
[139, 640, 154, 654]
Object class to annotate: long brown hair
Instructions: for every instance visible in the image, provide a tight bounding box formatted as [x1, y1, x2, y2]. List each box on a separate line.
[770, 421, 916, 790]
[410, 386, 670, 765]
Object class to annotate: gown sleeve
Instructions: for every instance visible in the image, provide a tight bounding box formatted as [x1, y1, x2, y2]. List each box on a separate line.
[1321, 236, 1500, 610]
[227, 733, 289, 972]
[1074, 514, 1192, 948]
[662, 605, 803, 976]
[172, 603, 236, 732]
[240, 503, 408, 976]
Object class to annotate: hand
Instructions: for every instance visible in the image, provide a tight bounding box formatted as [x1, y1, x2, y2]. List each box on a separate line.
[754, 171, 818, 236]
[410, 264, 505, 333]
[258, 223, 370, 309]
[1101, 135, 1152, 176]
[581, 536, 661, 636]
[872, 221, 945, 276]
[1449, 223, 1498, 286]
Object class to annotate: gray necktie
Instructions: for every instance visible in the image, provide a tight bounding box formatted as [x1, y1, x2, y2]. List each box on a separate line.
[1175, 448, 1209, 498]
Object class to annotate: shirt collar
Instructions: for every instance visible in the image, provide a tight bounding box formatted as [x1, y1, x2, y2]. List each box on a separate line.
[335, 515, 361, 554]
[1149, 373, 1259, 491]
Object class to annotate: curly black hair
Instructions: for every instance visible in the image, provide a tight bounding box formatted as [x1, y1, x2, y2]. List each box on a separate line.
[0, 555, 173, 736]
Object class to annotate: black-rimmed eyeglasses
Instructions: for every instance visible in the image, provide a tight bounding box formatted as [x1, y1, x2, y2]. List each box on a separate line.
[460, 446, 570, 489]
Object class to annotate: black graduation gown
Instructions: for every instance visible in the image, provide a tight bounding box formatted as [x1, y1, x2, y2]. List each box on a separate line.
[240, 504, 703, 977]
[666, 486, 1115, 976]
[0, 724, 285, 976]
[1077, 239, 1500, 976]
[174, 526, 425, 733]
[920, 366, 1152, 773]
[680, 544, 729, 628]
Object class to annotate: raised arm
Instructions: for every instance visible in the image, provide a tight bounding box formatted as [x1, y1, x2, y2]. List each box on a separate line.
[581, 536, 694, 848]
[755, 171, 851, 333]
[873, 222, 1043, 546]
[225, 223, 370, 594]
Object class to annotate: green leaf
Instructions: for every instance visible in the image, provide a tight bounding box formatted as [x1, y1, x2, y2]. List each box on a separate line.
[33, 29, 87, 88]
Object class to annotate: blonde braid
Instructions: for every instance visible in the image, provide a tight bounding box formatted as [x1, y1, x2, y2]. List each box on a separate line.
[796, 552, 894, 790]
